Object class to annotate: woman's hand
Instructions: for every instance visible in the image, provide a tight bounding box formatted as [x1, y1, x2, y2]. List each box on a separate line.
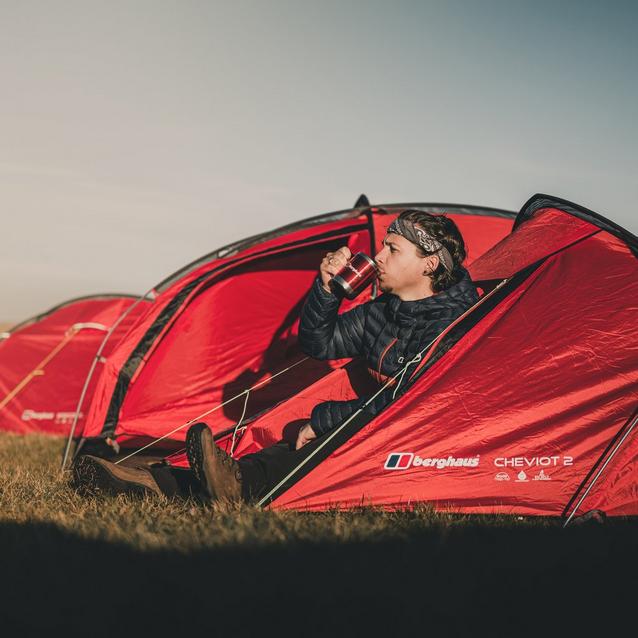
[295, 422, 318, 450]
[319, 246, 352, 293]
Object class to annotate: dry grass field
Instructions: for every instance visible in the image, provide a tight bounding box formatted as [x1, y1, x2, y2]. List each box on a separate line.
[0, 431, 635, 637]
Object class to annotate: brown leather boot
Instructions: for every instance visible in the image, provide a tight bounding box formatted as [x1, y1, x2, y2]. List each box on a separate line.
[186, 423, 243, 502]
[71, 455, 164, 497]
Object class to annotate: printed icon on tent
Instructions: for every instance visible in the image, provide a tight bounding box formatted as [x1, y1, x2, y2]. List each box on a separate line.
[515, 470, 529, 482]
[533, 470, 551, 481]
[21, 410, 83, 424]
[384, 453, 414, 470]
[494, 472, 510, 481]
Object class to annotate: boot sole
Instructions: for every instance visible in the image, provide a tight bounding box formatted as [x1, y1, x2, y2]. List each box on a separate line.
[185, 423, 215, 499]
[72, 455, 157, 497]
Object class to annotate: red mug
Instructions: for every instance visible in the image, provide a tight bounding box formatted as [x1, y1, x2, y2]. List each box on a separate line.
[330, 252, 378, 299]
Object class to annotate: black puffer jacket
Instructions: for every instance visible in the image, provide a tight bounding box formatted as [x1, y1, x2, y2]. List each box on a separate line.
[299, 269, 479, 435]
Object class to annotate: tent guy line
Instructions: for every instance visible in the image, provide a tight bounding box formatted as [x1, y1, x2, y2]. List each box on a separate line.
[230, 389, 252, 456]
[113, 355, 311, 466]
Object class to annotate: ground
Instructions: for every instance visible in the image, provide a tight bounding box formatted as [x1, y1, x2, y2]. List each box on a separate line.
[0, 431, 635, 637]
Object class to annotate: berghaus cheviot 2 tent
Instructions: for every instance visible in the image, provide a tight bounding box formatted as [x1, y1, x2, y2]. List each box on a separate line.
[161, 194, 637, 520]
[0, 295, 152, 435]
[72, 197, 515, 458]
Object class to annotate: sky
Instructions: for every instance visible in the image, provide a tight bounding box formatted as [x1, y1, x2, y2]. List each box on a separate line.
[1, 0, 636, 321]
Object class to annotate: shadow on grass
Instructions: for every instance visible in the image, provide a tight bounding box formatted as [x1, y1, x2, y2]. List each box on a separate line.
[1, 518, 636, 636]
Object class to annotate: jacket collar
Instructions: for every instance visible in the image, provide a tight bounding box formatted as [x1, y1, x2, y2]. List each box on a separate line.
[384, 268, 478, 327]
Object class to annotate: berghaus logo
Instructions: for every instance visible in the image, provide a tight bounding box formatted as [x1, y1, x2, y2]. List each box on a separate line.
[384, 452, 414, 470]
[384, 453, 480, 470]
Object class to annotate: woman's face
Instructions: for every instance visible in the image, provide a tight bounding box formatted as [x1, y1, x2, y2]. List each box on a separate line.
[374, 233, 431, 296]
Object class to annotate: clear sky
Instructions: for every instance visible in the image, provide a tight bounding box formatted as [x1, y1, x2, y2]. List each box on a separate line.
[1, 0, 636, 320]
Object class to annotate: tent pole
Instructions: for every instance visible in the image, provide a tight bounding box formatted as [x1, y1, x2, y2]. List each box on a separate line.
[0, 329, 78, 411]
[60, 292, 155, 471]
[563, 411, 638, 527]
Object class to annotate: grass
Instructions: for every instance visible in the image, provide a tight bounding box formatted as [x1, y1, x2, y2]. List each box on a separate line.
[0, 431, 636, 637]
[0, 431, 563, 551]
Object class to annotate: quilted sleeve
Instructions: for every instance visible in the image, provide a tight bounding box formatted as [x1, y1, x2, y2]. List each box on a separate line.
[298, 277, 367, 360]
[310, 397, 367, 436]
[309, 385, 396, 437]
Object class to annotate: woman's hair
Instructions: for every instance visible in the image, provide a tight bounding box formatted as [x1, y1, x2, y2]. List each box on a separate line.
[398, 209, 467, 292]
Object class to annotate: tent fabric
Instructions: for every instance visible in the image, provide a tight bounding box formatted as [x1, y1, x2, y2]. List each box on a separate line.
[574, 406, 638, 517]
[0, 296, 151, 435]
[469, 207, 599, 282]
[243, 197, 638, 517]
[78, 204, 515, 450]
[82, 220, 374, 447]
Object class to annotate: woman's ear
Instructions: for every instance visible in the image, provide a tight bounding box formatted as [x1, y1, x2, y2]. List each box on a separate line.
[423, 254, 440, 275]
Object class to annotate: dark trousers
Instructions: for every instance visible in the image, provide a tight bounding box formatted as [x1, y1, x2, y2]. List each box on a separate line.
[238, 438, 323, 501]
[150, 437, 324, 502]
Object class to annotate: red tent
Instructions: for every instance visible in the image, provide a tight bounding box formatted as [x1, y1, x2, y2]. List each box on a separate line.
[77, 200, 515, 455]
[194, 194, 635, 519]
[0, 295, 152, 436]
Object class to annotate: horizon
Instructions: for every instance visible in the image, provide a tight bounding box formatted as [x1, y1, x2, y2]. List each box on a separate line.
[2, 1, 636, 321]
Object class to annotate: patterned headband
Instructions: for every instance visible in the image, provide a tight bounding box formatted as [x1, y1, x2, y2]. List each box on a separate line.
[387, 217, 454, 273]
